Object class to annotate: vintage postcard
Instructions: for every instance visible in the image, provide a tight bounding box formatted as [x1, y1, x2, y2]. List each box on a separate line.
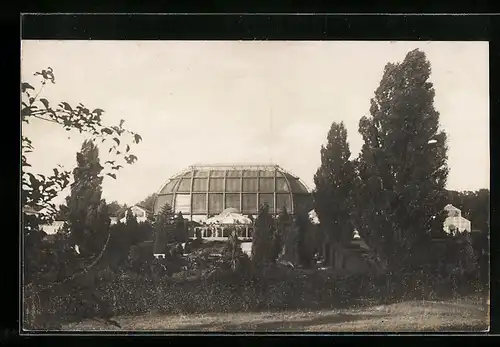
[21, 39, 489, 333]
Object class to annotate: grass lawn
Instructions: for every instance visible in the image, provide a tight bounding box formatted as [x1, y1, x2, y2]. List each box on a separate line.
[62, 295, 489, 332]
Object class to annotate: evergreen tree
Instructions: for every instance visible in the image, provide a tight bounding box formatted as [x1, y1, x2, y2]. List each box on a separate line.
[295, 210, 314, 268]
[125, 208, 139, 227]
[355, 49, 449, 271]
[125, 208, 143, 245]
[277, 206, 294, 262]
[65, 140, 110, 258]
[271, 206, 288, 261]
[251, 203, 275, 267]
[175, 212, 188, 243]
[313, 121, 356, 268]
[107, 201, 123, 217]
[153, 204, 175, 254]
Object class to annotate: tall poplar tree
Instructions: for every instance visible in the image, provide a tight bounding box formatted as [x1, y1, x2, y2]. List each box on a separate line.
[313, 121, 356, 268]
[355, 49, 449, 271]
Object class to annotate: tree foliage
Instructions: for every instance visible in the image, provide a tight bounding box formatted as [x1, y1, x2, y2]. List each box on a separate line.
[137, 193, 158, 213]
[313, 121, 356, 246]
[271, 206, 287, 262]
[22, 68, 142, 328]
[107, 201, 124, 217]
[251, 203, 275, 267]
[174, 212, 189, 243]
[277, 207, 294, 263]
[223, 227, 250, 273]
[125, 207, 139, 227]
[456, 233, 479, 274]
[22, 67, 142, 231]
[295, 210, 314, 268]
[65, 140, 110, 258]
[354, 49, 449, 271]
[153, 204, 176, 254]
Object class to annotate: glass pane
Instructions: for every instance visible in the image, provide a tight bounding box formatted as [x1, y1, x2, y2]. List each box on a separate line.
[276, 170, 284, 177]
[154, 194, 173, 214]
[159, 180, 178, 194]
[288, 178, 308, 193]
[276, 194, 292, 213]
[177, 178, 192, 192]
[210, 170, 225, 177]
[276, 178, 290, 192]
[192, 193, 207, 213]
[209, 178, 224, 192]
[259, 170, 275, 177]
[174, 194, 191, 213]
[183, 172, 192, 177]
[242, 178, 258, 192]
[225, 193, 240, 211]
[259, 193, 274, 213]
[226, 170, 241, 177]
[208, 194, 223, 214]
[242, 170, 258, 177]
[194, 170, 208, 177]
[192, 178, 208, 192]
[242, 194, 257, 214]
[225, 178, 241, 192]
[259, 178, 274, 192]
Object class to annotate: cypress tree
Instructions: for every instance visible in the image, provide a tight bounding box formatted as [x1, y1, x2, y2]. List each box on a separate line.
[65, 140, 110, 258]
[153, 204, 175, 254]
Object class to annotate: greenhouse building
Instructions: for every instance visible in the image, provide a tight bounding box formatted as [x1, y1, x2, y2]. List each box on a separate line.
[153, 164, 312, 224]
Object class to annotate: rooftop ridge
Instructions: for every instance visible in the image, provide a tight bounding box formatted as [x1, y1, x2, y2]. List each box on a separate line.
[189, 163, 280, 170]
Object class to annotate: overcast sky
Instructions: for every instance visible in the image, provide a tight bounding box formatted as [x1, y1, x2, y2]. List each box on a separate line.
[21, 40, 489, 206]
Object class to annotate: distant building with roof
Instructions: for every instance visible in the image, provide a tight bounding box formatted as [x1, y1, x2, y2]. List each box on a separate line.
[120, 204, 152, 223]
[443, 204, 472, 235]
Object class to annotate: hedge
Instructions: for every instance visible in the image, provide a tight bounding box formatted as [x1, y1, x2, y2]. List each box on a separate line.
[24, 263, 483, 330]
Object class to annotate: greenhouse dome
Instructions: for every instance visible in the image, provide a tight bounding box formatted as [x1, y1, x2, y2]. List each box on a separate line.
[153, 164, 312, 223]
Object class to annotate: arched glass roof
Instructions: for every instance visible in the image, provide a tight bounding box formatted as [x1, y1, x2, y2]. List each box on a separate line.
[158, 164, 309, 195]
[154, 164, 311, 218]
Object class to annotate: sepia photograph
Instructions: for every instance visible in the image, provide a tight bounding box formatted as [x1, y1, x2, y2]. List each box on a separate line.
[21, 40, 490, 332]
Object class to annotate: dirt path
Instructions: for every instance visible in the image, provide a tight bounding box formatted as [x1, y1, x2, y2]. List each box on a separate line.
[62, 296, 489, 332]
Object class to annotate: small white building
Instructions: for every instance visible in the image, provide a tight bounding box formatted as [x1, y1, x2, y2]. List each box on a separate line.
[120, 205, 151, 224]
[308, 209, 320, 225]
[443, 204, 472, 235]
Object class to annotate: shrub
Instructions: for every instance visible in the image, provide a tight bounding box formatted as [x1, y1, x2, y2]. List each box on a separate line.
[252, 203, 275, 267]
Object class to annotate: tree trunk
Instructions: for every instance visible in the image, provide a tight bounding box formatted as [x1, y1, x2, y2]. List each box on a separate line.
[323, 242, 328, 265]
[333, 244, 345, 271]
[328, 244, 335, 268]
